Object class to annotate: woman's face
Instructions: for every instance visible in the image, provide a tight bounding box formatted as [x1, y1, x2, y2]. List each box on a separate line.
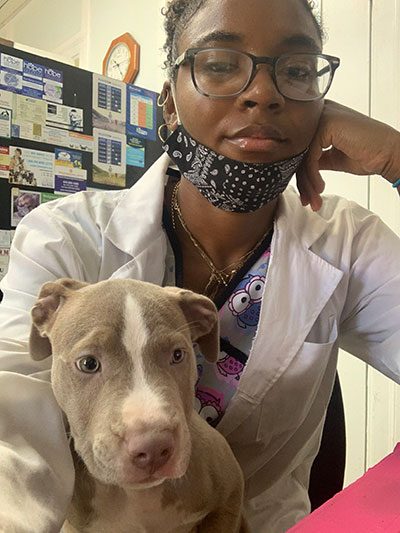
[171, 0, 324, 164]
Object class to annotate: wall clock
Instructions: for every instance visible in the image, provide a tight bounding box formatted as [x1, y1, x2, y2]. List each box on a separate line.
[102, 33, 140, 83]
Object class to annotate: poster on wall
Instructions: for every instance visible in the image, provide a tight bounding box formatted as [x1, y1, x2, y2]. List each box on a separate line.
[0, 89, 13, 109]
[8, 146, 54, 188]
[55, 148, 82, 168]
[46, 102, 83, 132]
[22, 60, 45, 99]
[92, 74, 126, 134]
[0, 53, 23, 94]
[93, 128, 126, 187]
[10, 187, 41, 226]
[0, 146, 9, 178]
[126, 84, 156, 141]
[43, 67, 63, 104]
[0, 108, 11, 138]
[126, 135, 145, 168]
[55, 166, 87, 195]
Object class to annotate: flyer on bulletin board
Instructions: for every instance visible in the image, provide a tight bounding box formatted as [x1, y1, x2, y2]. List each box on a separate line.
[92, 74, 126, 134]
[127, 135, 145, 168]
[55, 166, 87, 195]
[93, 127, 126, 187]
[0, 53, 23, 94]
[46, 102, 83, 132]
[11, 187, 41, 226]
[22, 60, 45, 98]
[55, 148, 82, 168]
[9, 146, 54, 188]
[0, 246, 10, 282]
[0, 107, 11, 138]
[43, 67, 63, 104]
[0, 146, 9, 178]
[126, 84, 156, 141]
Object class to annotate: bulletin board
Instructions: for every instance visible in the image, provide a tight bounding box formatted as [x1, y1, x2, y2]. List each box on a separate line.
[0, 43, 164, 285]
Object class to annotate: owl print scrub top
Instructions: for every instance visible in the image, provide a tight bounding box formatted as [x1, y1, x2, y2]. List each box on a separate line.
[163, 193, 273, 427]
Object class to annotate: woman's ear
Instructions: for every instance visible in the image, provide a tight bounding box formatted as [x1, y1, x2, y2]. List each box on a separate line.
[161, 80, 178, 131]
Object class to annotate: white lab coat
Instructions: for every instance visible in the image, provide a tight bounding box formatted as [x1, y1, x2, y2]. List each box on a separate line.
[0, 153, 399, 533]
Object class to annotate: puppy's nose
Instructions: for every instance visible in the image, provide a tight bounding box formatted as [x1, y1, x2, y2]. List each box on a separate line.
[126, 432, 174, 474]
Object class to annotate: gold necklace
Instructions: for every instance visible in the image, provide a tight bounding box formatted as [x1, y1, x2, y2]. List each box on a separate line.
[171, 181, 273, 298]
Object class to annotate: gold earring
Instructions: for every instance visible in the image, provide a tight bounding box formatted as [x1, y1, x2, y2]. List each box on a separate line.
[158, 123, 170, 143]
[157, 90, 170, 107]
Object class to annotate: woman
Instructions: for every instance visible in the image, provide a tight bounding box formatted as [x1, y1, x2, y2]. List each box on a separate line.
[0, 0, 399, 531]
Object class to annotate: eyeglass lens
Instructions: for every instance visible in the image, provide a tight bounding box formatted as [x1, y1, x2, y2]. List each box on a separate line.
[193, 49, 333, 101]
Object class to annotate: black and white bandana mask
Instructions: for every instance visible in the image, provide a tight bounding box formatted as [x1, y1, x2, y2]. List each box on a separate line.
[163, 125, 307, 213]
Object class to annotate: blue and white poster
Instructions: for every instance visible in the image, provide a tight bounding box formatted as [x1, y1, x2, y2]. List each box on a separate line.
[0, 53, 23, 94]
[43, 67, 63, 104]
[22, 61, 44, 98]
[126, 84, 156, 141]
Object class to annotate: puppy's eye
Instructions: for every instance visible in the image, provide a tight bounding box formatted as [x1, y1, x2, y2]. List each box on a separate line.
[76, 356, 101, 373]
[171, 349, 185, 365]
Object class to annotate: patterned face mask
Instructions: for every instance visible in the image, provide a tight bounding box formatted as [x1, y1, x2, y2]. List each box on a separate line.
[163, 125, 307, 213]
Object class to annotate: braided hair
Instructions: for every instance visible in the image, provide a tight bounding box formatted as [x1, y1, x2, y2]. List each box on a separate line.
[162, 0, 324, 82]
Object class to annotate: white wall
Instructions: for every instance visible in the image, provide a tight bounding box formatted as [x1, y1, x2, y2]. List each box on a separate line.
[0, 0, 83, 53]
[0, 0, 167, 92]
[83, 0, 166, 92]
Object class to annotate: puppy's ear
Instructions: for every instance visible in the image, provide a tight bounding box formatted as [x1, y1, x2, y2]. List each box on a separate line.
[165, 288, 219, 363]
[29, 278, 88, 361]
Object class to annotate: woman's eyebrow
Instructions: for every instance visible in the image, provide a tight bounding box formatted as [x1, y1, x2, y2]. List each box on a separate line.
[281, 34, 321, 52]
[191, 30, 242, 48]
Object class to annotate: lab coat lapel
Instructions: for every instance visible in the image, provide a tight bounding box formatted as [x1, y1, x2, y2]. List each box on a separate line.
[104, 153, 172, 284]
[217, 190, 344, 437]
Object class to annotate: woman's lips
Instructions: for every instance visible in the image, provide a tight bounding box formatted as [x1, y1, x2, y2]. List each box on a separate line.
[227, 125, 287, 153]
[227, 136, 285, 152]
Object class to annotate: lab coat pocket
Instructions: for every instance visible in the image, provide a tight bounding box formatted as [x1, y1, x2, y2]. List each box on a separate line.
[256, 317, 338, 445]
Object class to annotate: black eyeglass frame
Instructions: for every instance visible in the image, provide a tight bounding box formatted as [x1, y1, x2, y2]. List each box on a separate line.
[174, 47, 341, 102]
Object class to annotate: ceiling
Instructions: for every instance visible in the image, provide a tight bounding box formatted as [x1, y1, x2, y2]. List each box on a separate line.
[0, 0, 32, 29]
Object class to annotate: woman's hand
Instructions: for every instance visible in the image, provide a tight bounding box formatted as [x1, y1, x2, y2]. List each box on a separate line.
[296, 100, 400, 211]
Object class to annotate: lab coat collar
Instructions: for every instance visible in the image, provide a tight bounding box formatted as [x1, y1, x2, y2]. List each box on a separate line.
[104, 153, 171, 259]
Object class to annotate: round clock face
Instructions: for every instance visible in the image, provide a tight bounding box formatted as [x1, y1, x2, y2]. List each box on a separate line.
[105, 42, 131, 81]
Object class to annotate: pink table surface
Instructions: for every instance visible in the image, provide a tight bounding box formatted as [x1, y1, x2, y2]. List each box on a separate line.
[288, 443, 400, 532]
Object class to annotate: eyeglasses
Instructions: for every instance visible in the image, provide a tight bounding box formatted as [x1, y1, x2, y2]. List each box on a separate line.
[174, 48, 340, 102]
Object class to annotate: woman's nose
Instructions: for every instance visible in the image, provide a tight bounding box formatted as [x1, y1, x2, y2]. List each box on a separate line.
[238, 66, 285, 110]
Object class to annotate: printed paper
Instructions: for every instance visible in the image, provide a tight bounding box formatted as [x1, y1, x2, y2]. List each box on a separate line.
[126, 84, 156, 141]
[0, 146, 9, 178]
[92, 74, 126, 133]
[0, 53, 23, 94]
[54, 167, 87, 194]
[55, 148, 82, 168]
[46, 102, 83, 132]
[0, 107, 11, 138]
[0, 89, 13, 109]
[0, 247, 10, 282]
[0, 229, 11, 247]
[9, 146, 54, 188]
[13, 93, 46, 125]
[43, 67, 63, 104]
[93, 128, 126, 187]
[11, 187, 41, 226]
[126, 135, 145, 168]
[22, 61, 44, 98]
